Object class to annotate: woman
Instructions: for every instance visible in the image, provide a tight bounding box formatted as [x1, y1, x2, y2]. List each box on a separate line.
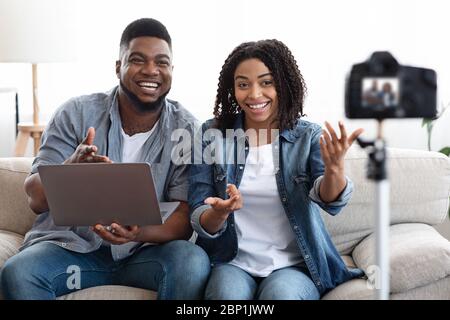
[189, 39, 364, 300]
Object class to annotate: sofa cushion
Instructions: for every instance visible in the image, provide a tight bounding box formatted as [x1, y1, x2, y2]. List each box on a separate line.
[0, 158, 36, 235]
[57, 285, 156, 300]
[322, 147, 450, 255]
[321, 278, 373, 300]
[321, 276, 450, 300]
[352, 223, 450, 293]
[390, 276, 450, 300]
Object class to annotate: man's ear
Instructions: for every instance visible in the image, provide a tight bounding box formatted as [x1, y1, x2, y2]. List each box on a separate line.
[115, 60, 121, 79]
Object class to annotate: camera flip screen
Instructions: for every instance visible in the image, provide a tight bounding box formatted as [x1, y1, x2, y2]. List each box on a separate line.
[361, 78, 399, 110]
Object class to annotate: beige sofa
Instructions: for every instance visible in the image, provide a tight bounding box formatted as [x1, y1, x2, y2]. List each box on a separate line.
[1, 147, 450, 300]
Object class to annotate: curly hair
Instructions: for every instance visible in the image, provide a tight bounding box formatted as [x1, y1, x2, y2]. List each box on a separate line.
[213, 39, 307, 130]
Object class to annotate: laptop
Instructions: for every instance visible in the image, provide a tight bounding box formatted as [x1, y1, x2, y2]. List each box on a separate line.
[37, 163, 180, 226]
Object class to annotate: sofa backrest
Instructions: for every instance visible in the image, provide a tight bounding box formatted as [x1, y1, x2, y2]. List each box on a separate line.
[323, 146, 450, 255]
[0, 158, 36, 235]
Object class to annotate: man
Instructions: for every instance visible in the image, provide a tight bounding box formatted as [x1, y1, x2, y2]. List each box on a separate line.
[0, 18, 210, 300]
[362, 79, 381, 107]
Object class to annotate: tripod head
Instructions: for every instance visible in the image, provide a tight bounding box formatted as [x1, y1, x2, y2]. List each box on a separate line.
[356, 137, 387, 181]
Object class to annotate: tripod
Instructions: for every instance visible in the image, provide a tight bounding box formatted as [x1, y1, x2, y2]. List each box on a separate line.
[357, 120, 390, 300]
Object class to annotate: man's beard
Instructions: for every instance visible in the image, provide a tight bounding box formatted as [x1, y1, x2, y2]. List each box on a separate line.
[119, 81, 170, 113]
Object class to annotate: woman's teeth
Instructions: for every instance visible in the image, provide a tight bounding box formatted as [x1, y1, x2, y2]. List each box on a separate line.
[248, 102, 269, 109]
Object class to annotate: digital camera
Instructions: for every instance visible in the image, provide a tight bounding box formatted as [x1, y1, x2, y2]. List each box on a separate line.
[345, 51, 437, 119]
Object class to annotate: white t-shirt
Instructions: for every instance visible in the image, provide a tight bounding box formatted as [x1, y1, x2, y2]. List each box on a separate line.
[102, 121, 158, 249]
[121, 120, 159, 162]
[229, 143, 303, 277]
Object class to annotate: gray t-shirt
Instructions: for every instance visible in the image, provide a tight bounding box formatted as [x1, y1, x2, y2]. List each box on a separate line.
[21, 86, 198, 260]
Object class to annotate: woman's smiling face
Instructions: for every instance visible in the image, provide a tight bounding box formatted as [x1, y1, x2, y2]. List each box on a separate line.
[234, 58, 279, 130]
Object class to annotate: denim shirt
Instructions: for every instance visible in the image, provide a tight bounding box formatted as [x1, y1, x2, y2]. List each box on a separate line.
[189, 114, 363, 295]
[21, 86, 198, 260]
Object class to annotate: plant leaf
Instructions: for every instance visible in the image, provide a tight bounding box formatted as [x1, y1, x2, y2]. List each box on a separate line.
[438, 147, 450, 157]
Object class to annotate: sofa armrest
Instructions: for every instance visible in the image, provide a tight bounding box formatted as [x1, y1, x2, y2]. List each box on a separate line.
[0, 230, 24, 268]
[352, 223, 450, 294]
[0, 158, 36, 235]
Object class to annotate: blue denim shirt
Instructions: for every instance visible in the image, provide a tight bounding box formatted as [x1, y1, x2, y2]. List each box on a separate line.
[189, 114, 363, 295]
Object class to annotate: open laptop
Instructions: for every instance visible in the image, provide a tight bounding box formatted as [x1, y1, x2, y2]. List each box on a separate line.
[38, 163, 180, 226]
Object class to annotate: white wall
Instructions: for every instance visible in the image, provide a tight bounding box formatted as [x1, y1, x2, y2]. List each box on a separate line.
[0, 0, 450, 157]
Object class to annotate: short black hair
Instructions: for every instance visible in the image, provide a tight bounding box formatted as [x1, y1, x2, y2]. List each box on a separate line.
[214, 39, 307, 131]
[120, 18, 171, 53]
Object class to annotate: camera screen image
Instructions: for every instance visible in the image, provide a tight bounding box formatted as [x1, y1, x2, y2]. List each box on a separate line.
[362, 78, 399, 109]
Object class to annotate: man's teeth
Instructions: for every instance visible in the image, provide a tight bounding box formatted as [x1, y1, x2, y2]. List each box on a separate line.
[248, 102, 269, 109]
[138, 82, 159, 88]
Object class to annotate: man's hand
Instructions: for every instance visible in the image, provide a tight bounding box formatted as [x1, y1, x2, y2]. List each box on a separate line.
[24, 128, 112, 214]
[64, 127, 112, 164]
[204, 184, 243, 218]
[93, 223, 141, 245]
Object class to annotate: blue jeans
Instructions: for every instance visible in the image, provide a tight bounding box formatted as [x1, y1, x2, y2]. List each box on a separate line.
[205, 264, 320, 300]
[0, 240, 210, 300]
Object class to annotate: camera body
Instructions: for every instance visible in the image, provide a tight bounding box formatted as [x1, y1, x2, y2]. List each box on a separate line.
[345, 51, 437, 119]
